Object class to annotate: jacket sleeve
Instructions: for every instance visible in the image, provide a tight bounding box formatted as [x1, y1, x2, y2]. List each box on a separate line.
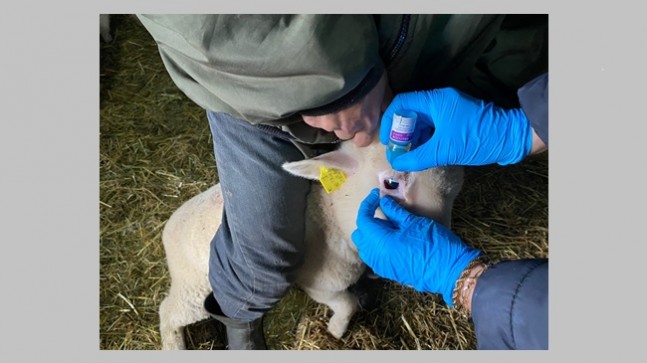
[518, 73, 548, 146]
[471, 258, 548, 350]
[136, 15, 382, 125]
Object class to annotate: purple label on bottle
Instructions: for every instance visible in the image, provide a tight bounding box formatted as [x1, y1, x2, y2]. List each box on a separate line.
[390, 113, 416, 144]
[390, 130, 413, 142]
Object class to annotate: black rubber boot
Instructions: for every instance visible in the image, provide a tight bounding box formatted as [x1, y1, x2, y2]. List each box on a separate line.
[204, 293, 267, 350]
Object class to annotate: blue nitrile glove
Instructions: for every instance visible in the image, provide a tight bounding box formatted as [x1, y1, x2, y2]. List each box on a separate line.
[351, 189, 482, 306]
[380, 88, 534, 171]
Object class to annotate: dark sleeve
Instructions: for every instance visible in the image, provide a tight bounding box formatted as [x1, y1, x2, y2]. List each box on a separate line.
[471, 259, 548, 350]
[517, 73, 548, 146]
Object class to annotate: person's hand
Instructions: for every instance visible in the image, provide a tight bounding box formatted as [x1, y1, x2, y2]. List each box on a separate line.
[351, 189, 482, 306]
[380, 87, 533, 171]
[302, 72, 393, 147]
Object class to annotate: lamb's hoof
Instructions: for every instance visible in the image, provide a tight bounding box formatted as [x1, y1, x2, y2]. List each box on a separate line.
[327, 317, 349, 340]
[348, 272, 385, 312]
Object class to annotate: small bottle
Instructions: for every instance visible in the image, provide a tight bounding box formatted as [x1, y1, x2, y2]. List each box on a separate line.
[386, 110, 418, 163]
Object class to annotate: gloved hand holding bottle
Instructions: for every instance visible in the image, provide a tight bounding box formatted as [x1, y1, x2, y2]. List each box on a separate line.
[351, 189, 482, 306]
[379, 87, 534, 171]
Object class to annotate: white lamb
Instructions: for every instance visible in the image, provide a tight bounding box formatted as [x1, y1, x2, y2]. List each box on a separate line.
[158, 138, 464, 349]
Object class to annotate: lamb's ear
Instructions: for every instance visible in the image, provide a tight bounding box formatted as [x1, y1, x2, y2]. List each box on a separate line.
[282, 149, 358, 181]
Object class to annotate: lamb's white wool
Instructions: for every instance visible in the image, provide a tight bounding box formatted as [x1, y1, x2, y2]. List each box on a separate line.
[158, 139, 464, 349]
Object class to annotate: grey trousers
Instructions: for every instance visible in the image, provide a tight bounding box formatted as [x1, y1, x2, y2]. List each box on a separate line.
[206, 111, 311, 322]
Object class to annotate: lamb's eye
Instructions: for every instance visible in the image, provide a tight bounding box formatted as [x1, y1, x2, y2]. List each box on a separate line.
[384, 177, 399, 190]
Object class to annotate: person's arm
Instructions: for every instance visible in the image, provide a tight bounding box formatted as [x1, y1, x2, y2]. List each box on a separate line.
[352, 190, 548, 350]
[530, 129, 547, 155]
[379, 73, 548, 171]
[518, 73, 548, 154]
[136, 15, 382, 126]
[471, 259, 548, 350]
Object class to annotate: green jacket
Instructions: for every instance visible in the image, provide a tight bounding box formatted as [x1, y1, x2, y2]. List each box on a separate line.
[137, 15, 546, 146]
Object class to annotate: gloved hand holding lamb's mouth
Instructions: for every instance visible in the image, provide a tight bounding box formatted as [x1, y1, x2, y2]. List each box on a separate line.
[351, 188, 482, 307]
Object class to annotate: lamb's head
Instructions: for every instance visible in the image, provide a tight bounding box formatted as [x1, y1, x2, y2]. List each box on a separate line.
[282, 137, 463, 229]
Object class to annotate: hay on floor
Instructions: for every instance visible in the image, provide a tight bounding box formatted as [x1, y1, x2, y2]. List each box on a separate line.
[100, 15, 548, 350]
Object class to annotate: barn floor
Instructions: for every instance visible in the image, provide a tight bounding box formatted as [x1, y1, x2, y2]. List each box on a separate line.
[99, 15, 548, 350]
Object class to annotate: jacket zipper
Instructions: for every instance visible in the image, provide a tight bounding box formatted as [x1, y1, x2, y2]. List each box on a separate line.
[387, 15, 411, 64]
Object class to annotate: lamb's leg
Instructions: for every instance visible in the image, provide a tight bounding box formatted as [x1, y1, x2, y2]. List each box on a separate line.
[158, 185, 221, 349]
[303, 287, 359, 339]
[159, 284, 211, 350]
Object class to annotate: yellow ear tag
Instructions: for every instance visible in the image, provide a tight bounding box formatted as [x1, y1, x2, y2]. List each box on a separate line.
[319, 167, 346, 194]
